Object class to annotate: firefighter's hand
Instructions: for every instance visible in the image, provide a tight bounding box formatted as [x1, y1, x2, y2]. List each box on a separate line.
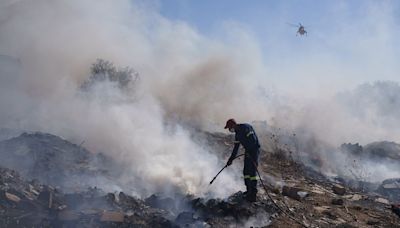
[226, 158, 233, 166]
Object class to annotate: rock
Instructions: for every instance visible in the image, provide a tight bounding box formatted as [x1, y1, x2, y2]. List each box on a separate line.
[334, 218, 347, 224]
[81, 208, 100, 215]
[375, 197, 390, 205]
[271, 186, 280, 194]
[37, 189, 53, 208]
[344, 194, 363, 201]
[311, 189, 325, 195]
[282, 186, 308, 201]
[342, 179, 377, 192]
[58, 210, 80, 221]
[391, 204, 400, 217]
[331, 198, 344, 205]
[314, 206, 331, 213]
[297, 191, 309, 198]
[64, 193, 85, 209]
[100, 211, 125, 222]
[29, 184, 40, 195]
[22, 190, 35, 200]
[118, 191, 127, 202]
[148, 216, 177, 228]
[57, 205, 67, 210]
[367, 220, 380, 225]
[106, 192, 116, 204]
[336, 224, 357, 228]
[5, 192, 21, 203]
[175, 211, 195, 225]
[332, 184, 346, 195]
[145, 194, 176, 212]
[350, 205, 362, 211]
[322, 210, 338, 219]
[0, 132, 117, 191]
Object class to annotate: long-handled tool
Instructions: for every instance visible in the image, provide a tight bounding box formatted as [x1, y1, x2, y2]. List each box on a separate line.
[209, 164, 228, 185]
[209, 154, 244, 185]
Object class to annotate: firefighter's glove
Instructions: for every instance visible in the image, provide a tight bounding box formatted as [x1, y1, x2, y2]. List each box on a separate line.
[226, 157, 234, 166]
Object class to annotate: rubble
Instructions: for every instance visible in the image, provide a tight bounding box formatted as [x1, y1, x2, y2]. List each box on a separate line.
[0, 132, 120, 191]
[282, 186, 309, 201]
[58, 210, 80, 221]
[100, 211, 125, 222]
[188, 191, 278, 227]
[0, 166, 177, 227]
[377, 178, 400, 201]
[366, 219, 380, 225]
[333, 184, 346, 195]
[375, 197, 390, 205]
[391, 204, 400, 217]
[1, 130, 400, 227]
[257, 145, 400, 227]
[145, 194, 179, 213]
[175, 211, 196, 225]
[4, 192, 21, 203]
[331, 198, 344, 205]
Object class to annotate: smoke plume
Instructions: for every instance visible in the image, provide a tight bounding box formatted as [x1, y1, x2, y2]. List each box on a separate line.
[0, 0, 270, 198]
[1, 0, 400, 197]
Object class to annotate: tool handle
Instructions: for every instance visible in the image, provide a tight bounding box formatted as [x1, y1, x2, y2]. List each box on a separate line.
[209, 154, 245, 185]
[209, 164, 228, 185]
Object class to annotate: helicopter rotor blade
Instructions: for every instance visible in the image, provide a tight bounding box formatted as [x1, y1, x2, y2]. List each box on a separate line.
[286, 22, 299, 27]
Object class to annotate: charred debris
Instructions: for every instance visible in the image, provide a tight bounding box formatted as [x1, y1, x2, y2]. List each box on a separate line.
[0, 130, 400, 227]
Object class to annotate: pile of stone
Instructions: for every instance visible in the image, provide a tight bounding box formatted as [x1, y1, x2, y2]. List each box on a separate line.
[0, 166, 176, 227]
[0, 132, 120, 192]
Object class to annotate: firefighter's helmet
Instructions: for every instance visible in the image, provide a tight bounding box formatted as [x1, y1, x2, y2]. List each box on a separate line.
[224, 118, 237, 129]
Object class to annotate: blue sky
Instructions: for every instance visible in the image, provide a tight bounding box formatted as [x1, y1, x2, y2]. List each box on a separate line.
[157, 0, 400, 95]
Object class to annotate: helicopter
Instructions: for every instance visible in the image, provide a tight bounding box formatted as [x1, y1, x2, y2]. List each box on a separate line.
[287, 23, 307, 36]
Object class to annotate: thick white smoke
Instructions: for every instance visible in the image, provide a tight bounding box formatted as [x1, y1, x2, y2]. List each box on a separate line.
[1, 0, 400, 197]
[0, 0, 271, 198]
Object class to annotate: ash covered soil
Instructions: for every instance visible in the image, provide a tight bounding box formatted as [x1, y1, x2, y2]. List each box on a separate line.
[0, 130, 400, 227]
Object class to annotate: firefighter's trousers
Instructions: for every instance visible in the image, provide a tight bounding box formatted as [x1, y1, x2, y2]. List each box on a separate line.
[243, 149, 259, 197]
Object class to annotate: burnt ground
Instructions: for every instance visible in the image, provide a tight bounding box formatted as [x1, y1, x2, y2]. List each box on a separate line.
[259, 152, 400, 228]
[1, 131, 400, 227]
[201, 131, 400, 227]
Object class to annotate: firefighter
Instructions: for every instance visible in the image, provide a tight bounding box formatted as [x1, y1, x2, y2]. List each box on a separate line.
[225, 118, 260, 202]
